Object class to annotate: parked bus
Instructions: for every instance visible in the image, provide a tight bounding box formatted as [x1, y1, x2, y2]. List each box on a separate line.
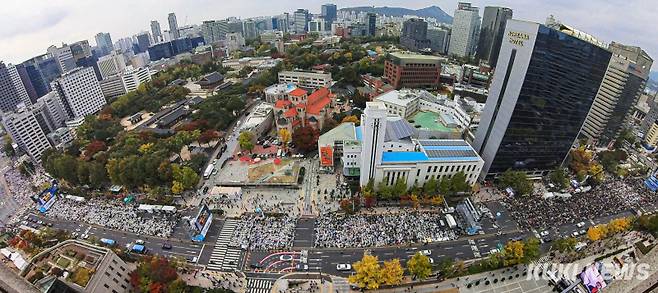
[203, 164, 215, 179]
[100, 238, 116, 246]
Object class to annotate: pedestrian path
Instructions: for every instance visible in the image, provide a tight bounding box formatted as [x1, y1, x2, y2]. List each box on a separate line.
[246, 278, 274, 293]
[207, 219, 242, 271]
[331, 276, 350, 293]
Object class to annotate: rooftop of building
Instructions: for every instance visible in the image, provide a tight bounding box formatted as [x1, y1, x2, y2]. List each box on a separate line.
[389, 51, 445, 65]
[289, 88, 308, 97]
[375, 89, 433, 107]
[306, 87, 332, 115]
[411, 111, 459, 132]
[381, 139, 481, 163]
[265, 83, 298, 95]
[318, 122, 358, 147]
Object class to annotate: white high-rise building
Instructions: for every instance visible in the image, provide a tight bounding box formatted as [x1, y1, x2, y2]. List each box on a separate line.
[151, 20, 163, 43]
[359, 102, 389, 186]
[121, 66, 152, 92]
[168, 13, 180, 39]
[47, 44, 76, 73]
[0, 62, 31, 112]
[2, 106, 52, 162]
[448, 2, 481, 58]
[97, 53, 126, 80]
[50, 67, 106, 119]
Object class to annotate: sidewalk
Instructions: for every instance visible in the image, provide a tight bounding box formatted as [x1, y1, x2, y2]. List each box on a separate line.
[180, 270, 246, 292]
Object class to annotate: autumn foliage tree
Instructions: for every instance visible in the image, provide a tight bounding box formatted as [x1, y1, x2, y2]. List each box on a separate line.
[348, 254, 383, 290]
[292, 125, 319, 153]
[407, 252, 432, 279]
[129, 256, 185, 293]
[380, 259, 404, 285]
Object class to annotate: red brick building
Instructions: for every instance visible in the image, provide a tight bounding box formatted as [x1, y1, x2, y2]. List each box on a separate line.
[384, 52, 444, 89]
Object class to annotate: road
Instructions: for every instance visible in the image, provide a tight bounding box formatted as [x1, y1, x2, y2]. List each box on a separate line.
[201, 101, 261, 189]
[0, 156, 19, 226]
[25, 212, 223, 264]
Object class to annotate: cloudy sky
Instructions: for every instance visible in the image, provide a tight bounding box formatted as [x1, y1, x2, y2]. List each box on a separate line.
[0, 0, 655, 70]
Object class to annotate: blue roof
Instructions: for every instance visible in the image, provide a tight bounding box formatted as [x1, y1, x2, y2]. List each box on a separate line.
[355, 126, 363, 141]
[382, 152, 429, 162]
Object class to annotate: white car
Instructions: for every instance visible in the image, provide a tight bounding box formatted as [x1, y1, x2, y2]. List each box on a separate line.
[579, 229, 587, 235]
[576, 222, 586, 228]
[428, 257, 434, 264]
[336, 264, 352, 271]
[540, 231, 549, 237]
[135, 239, 145, 245]
[571, 231, 579, 237]
[279, 255, 294, 261]
[419, 250, 432, 256]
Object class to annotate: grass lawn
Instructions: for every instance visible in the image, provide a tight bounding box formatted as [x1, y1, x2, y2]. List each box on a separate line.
[56, 257, 71, 268]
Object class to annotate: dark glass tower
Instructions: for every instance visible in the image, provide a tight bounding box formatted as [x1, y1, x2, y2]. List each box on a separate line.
[476, 6, 512, 67]
[474, 20, 612, 178]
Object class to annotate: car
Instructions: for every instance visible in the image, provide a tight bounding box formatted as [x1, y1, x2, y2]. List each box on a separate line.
[135, 239, 145, 245]
[579, 229, 586, 235]
[576, 222, 586, 228]
[71, 232, 79, 238]
[540, 231, 549, 237]
[542, 236, 553, 243]
[336, 264, 352, 271]
[571, 231, 579, 237]
[186, 256, 198, 263]
[21, 221, 28, 226]
[212, 159, 218, 164]
[75, 228, 81, 232]
[428, 257, 434, 264]
[296, 264, 308, 271]
[81, 234, 89, 239]
[419, 250, 432, 256]
[47, 222, 53, 227]
[203, 186, 209, 193]
[279, 255, 294, 261]
[162, 243, 172, 250]
[37, 220, 43, 225]
[250, 262, 264, 269]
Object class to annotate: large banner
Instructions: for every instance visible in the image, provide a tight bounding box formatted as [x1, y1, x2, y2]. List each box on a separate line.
[320, 146, 333, 166]
[32, 181, 59, 213]
[190, 204, 213, 242]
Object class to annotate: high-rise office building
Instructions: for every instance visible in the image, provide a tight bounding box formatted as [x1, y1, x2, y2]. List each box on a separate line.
[135, 32, 151, 53]
[366, 13, 377, 37]
[121, 66, 152, 92]
[50, 67, 106, 119]
[581, 42, 653, 146]
[97, 53, 126, 80]
[400, 19, 430, 51]
[47, 44, 76, 73]
[2, 105, 52, 162]
[94, 32, 114, 56]
[201, 20, 229, 44]
[0, 62, 32, 113]
[243, 20, 258, 40]
[293, 9, 310, 34]
[321, 4, 337, 31]
[151, 20, 163, 44]
[448, 2, 481, 58]
[69, 40, 92, 63]
[17, 55, 62, 102]
[476, 6, 512, 66]
[168, 13, 180, 39]
[473, 19, 612, 178]
[427, 26, 451, 54]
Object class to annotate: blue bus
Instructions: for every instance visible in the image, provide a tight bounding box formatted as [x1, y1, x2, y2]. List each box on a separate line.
[100, 238, 116, 246]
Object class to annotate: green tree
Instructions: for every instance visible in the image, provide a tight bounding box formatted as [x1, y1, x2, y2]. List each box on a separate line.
[172, 165, 199, 190]
[423, 177, 438, 196]
[391, 178, 408, 199]
[407, 252, 432, 280]
[522, 237, 541, 263]
[438, 177, 451, 195]
[549, 168, 569, 189]
[238, 131, 255, 153]
[552, 237, 578, 253]
[348, 254, 382, 290]
[449, 171, 470, 195]
[497, 170, 533, 196]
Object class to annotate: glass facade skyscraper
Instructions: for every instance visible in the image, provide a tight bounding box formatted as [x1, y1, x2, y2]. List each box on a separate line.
[474, 20, 612, 178]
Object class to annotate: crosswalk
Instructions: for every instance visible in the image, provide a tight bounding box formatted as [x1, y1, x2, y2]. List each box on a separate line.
[246, 278, 274, 293]
[332, 277, 350, 293]
[207, 219, 242, 271]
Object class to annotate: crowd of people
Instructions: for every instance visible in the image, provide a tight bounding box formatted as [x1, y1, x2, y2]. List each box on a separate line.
[2, 166, 50, 225]
[314, 210, 457, 248]
[502, 178, 658, 230]
[229, 214, 296, 250]
[45, 198, 180, 238]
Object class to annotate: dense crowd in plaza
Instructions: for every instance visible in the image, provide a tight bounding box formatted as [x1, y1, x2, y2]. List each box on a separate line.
[229, 214, 296, 250]
[502, 178, 658, 230]
[3, 166, 50, 224]
[45, 198, 180, 237]
[314, 210, 457, 248]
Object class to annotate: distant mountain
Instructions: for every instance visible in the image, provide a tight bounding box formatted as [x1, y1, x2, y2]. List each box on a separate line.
[340, 5, 453, 24]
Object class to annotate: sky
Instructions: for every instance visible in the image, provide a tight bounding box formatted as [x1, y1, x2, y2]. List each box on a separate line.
[0, 0, 656, 70]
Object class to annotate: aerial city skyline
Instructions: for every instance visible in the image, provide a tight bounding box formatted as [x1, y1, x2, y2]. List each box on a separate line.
[0, 1, 657, 293]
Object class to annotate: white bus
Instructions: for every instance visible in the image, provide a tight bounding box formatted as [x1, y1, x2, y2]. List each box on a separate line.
[203, 164, 215, 179]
